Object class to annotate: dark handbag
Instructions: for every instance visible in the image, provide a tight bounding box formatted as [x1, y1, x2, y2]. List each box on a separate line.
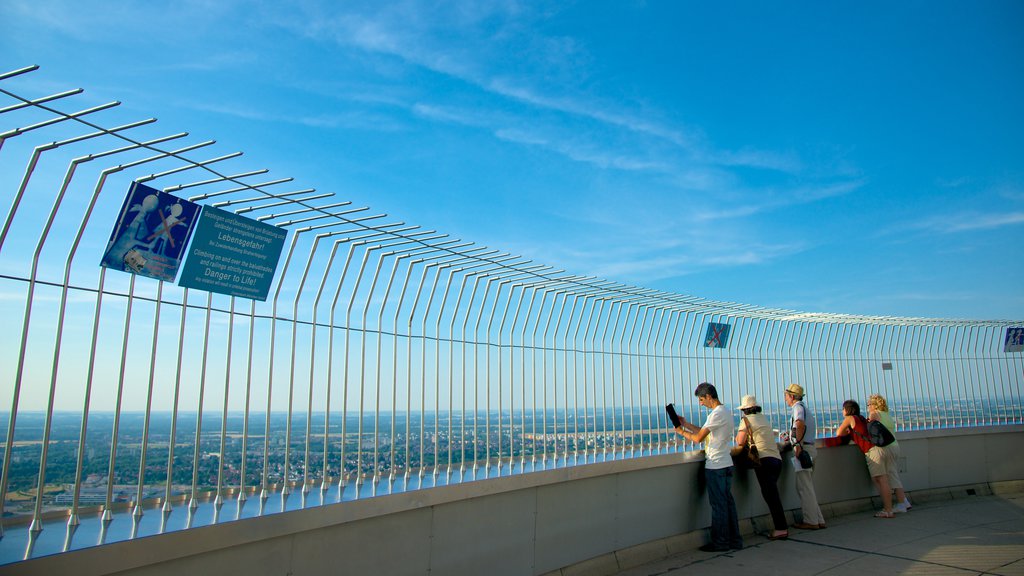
[796, 448, 813, 469]
[868, 419, 896, 447]
[730, 417, 761, 469]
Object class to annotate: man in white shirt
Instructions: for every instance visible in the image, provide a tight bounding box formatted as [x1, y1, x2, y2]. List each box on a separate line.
[673, 382, 743, 552]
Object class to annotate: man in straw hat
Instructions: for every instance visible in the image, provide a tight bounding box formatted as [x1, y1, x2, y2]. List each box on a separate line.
[784, 383, 825, 529]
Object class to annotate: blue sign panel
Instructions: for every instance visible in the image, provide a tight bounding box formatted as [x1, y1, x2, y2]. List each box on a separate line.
[704, 322, 731, 348]
[177, 207, 287, 301]
[1006, 327, 1024, 353]
[100, 182, 200, 282]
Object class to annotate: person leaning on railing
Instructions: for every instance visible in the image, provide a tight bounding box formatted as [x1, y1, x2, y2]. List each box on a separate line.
[867, 394, 911, 514]
[735, 394, 788, 540]
[836, 399, 902, 519]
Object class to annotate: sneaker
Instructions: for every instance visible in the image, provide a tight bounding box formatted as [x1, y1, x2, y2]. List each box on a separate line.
[893, 503, 908, 514]
[903, 498, 912, 510]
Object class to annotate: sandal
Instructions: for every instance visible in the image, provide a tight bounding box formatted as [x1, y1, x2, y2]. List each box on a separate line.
[874, 510, 894, 519]
[768, 531, 789, 540]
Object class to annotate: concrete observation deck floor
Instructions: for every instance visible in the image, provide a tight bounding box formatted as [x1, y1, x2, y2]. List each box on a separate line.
[604, 492, 1024, 576]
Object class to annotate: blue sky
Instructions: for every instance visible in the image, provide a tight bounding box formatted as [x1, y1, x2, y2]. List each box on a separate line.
[2, 0, 1023, 321]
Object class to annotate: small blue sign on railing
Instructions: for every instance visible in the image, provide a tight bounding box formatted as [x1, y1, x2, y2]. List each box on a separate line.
[704, 322, 731, 348]
[99, 182, 201, 281]
[177, 207, 287, 301]
[1006, 327, 1024, 353]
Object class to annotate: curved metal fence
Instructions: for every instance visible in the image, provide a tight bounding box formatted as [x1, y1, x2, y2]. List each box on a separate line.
[1, 65, 1021, 562]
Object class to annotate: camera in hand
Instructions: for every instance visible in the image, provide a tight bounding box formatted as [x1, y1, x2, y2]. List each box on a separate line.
[665, 404, 682, 428]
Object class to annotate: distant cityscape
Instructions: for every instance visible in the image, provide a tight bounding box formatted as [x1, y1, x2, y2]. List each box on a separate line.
[1, 398, 1019, 520]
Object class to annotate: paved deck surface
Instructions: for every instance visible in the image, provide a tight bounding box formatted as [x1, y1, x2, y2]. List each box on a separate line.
[613, 492, 1024, 576]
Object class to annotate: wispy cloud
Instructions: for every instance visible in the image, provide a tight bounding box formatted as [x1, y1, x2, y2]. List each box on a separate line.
[503, 227, 806, 285]
[695, 180, 865, 221]
[922, 211, 1024, 233]
[177, 99, 407, 132]
[936, 176, 970, 188]
[495, 128, 666, 172]
[485, 78, 695, 149]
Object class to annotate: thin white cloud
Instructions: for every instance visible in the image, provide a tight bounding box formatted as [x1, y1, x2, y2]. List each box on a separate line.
[495, 128, 666, 172]
[907, 211, 1024, 234]
[503, 230, 806, 286]
[707, 147, 803, 174]
[486, 78, 695, 149]
[936, 176, 970, 188]
[695, 180, 864, 221]
[942, 212, 1024, 233]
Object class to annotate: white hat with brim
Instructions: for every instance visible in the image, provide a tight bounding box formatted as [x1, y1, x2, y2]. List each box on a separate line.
[737, 395, 758, 410]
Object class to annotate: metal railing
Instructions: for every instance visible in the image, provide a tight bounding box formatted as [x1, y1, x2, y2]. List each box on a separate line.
[0, 65, 1021, 562]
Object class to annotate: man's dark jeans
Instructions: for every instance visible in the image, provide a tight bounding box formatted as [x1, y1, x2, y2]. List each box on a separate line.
[705, 466, 743, 549]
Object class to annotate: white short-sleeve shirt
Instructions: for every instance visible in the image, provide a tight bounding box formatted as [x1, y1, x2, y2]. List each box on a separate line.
[702, 404, 734, 470]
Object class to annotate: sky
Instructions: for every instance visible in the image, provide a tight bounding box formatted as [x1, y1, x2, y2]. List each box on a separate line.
[2, 0, 1023, 322]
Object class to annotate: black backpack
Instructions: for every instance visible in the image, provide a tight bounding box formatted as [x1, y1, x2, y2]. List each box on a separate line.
[867, 419, 896, 447]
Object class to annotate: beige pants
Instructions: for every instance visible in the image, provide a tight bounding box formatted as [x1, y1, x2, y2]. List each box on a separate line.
[794, 445, 824, 525]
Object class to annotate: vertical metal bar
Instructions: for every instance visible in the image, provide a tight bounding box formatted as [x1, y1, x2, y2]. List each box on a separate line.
[128, 281, 164, 520]
[501, 283, 527, 471]
[463, 274, 485, 474]
[606, 301, 624, 457]
[239, 298, 257, 501]
[626, 304, 644, 456]
[71, 266, 110, 524]
[643, 306, 660, 454]
[918, 325, 934, 429]
[577, 296, 596, 458]
[967, 325, 981, 426]
[944, 325, 956, 428]
[538, 289, 560, 464]
[311, 239, 344, 490]
[484, 279, 507, 472]
[513, 285, 532, 469]
[103, 274, 137, 520]
[214, 297, 236, 506]
[564, 294, 580, 462]
[896, 323, 913, 426]
[189, 292, 214, 510]
[551, 290, 571, 464]
[532, 284, 548, 463]
[668, 311, 684, 431]
[589, 298, 607, 458]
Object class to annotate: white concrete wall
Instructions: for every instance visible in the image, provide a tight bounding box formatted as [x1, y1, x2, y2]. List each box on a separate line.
[6, 426, 1022, 576]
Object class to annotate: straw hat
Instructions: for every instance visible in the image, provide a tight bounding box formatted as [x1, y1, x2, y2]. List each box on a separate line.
[785, 383, 804, 398]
